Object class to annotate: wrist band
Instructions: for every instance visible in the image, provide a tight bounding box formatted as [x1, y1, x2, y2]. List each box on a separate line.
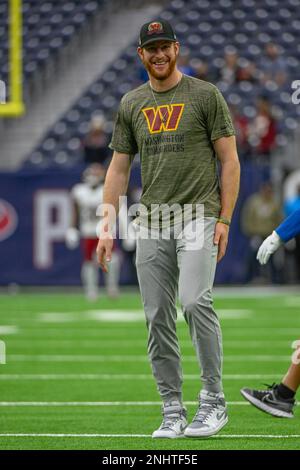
[217, 217, 231, 226]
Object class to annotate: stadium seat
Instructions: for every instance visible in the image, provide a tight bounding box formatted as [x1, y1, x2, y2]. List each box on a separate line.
[0, 0, 106, 95]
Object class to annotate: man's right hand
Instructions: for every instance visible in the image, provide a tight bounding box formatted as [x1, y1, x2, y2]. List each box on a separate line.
[96, 236, 113, 273]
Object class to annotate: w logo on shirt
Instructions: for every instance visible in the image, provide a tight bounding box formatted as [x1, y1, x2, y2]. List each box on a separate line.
[142, 104, 184, 134]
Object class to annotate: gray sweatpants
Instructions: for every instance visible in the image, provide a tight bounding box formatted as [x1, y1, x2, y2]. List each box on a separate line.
[135, 217, 223, 403]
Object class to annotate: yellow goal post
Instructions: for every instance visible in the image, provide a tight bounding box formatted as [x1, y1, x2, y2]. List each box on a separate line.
[0, 0, 24, 117]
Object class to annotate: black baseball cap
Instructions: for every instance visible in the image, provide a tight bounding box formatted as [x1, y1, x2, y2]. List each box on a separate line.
[139, 20, 177, 48]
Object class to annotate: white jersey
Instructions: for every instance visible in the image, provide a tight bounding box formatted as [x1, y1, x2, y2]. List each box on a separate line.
[71, 183, 103, 238]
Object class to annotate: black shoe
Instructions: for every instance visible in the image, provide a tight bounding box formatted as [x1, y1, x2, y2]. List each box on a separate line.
[240, 383, 295, 418]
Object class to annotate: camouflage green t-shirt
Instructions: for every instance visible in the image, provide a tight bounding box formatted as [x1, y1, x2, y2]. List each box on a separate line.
[109, 74, 235, 226]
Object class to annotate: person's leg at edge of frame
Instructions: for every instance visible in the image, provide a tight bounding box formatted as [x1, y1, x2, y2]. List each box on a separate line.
[135, 235, 188, 438]
[240, 345, 299, 418]
[177, 217, 228, 437]
[275, 342, 300, 404]
[281, 356, 300, 396]
[81, 239, 99, 301]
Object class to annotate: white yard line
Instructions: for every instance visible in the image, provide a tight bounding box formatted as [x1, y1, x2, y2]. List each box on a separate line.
[0, 433, 299, 439]
[4, 334, 299, 349]
[7, 354, 149, 362]
[4, 340, 295, 348]
[0, 401, 247, 406]
[224, 340, 294, 347]
[5, 328, 299, 338]
[0, 401, 297, 407]
[217, 310, 253, 318]
[213, 287, 300, 298]
[7, 354, 291, 362]
[284, 298, 300, 307]
[0, 374, 283, 380]
[37, 309, 253, 324]
[0, 326, 18, 335]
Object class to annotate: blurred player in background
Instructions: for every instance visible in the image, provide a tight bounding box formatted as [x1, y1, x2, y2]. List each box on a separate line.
[241, 182, 282, 284]
[82, 114, 110, 165]
[241, 208, 300, 418]
[65, 164, 122, 300]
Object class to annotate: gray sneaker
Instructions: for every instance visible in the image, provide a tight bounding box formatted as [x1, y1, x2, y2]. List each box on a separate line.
[184, 390, 228, 438]
[240, 384, 295, 418]
[152, 401, 188, 438]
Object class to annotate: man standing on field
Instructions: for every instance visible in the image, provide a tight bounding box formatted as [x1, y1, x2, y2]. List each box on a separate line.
[97, 20, 240, 438]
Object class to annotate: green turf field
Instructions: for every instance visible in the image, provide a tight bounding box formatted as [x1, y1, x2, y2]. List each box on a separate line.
[0, 289, 299, 450]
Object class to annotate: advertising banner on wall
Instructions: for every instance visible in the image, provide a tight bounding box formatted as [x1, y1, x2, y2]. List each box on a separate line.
[0, 165, 254, 286]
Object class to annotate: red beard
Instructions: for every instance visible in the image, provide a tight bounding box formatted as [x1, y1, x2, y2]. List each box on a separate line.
[143, 55, 177, 81]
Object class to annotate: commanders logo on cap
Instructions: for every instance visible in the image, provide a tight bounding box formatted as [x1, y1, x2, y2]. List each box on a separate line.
[147, 21, 163, 35]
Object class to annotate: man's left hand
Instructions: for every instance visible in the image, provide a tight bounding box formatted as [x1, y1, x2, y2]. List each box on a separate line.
[214, 222, 229, 262]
